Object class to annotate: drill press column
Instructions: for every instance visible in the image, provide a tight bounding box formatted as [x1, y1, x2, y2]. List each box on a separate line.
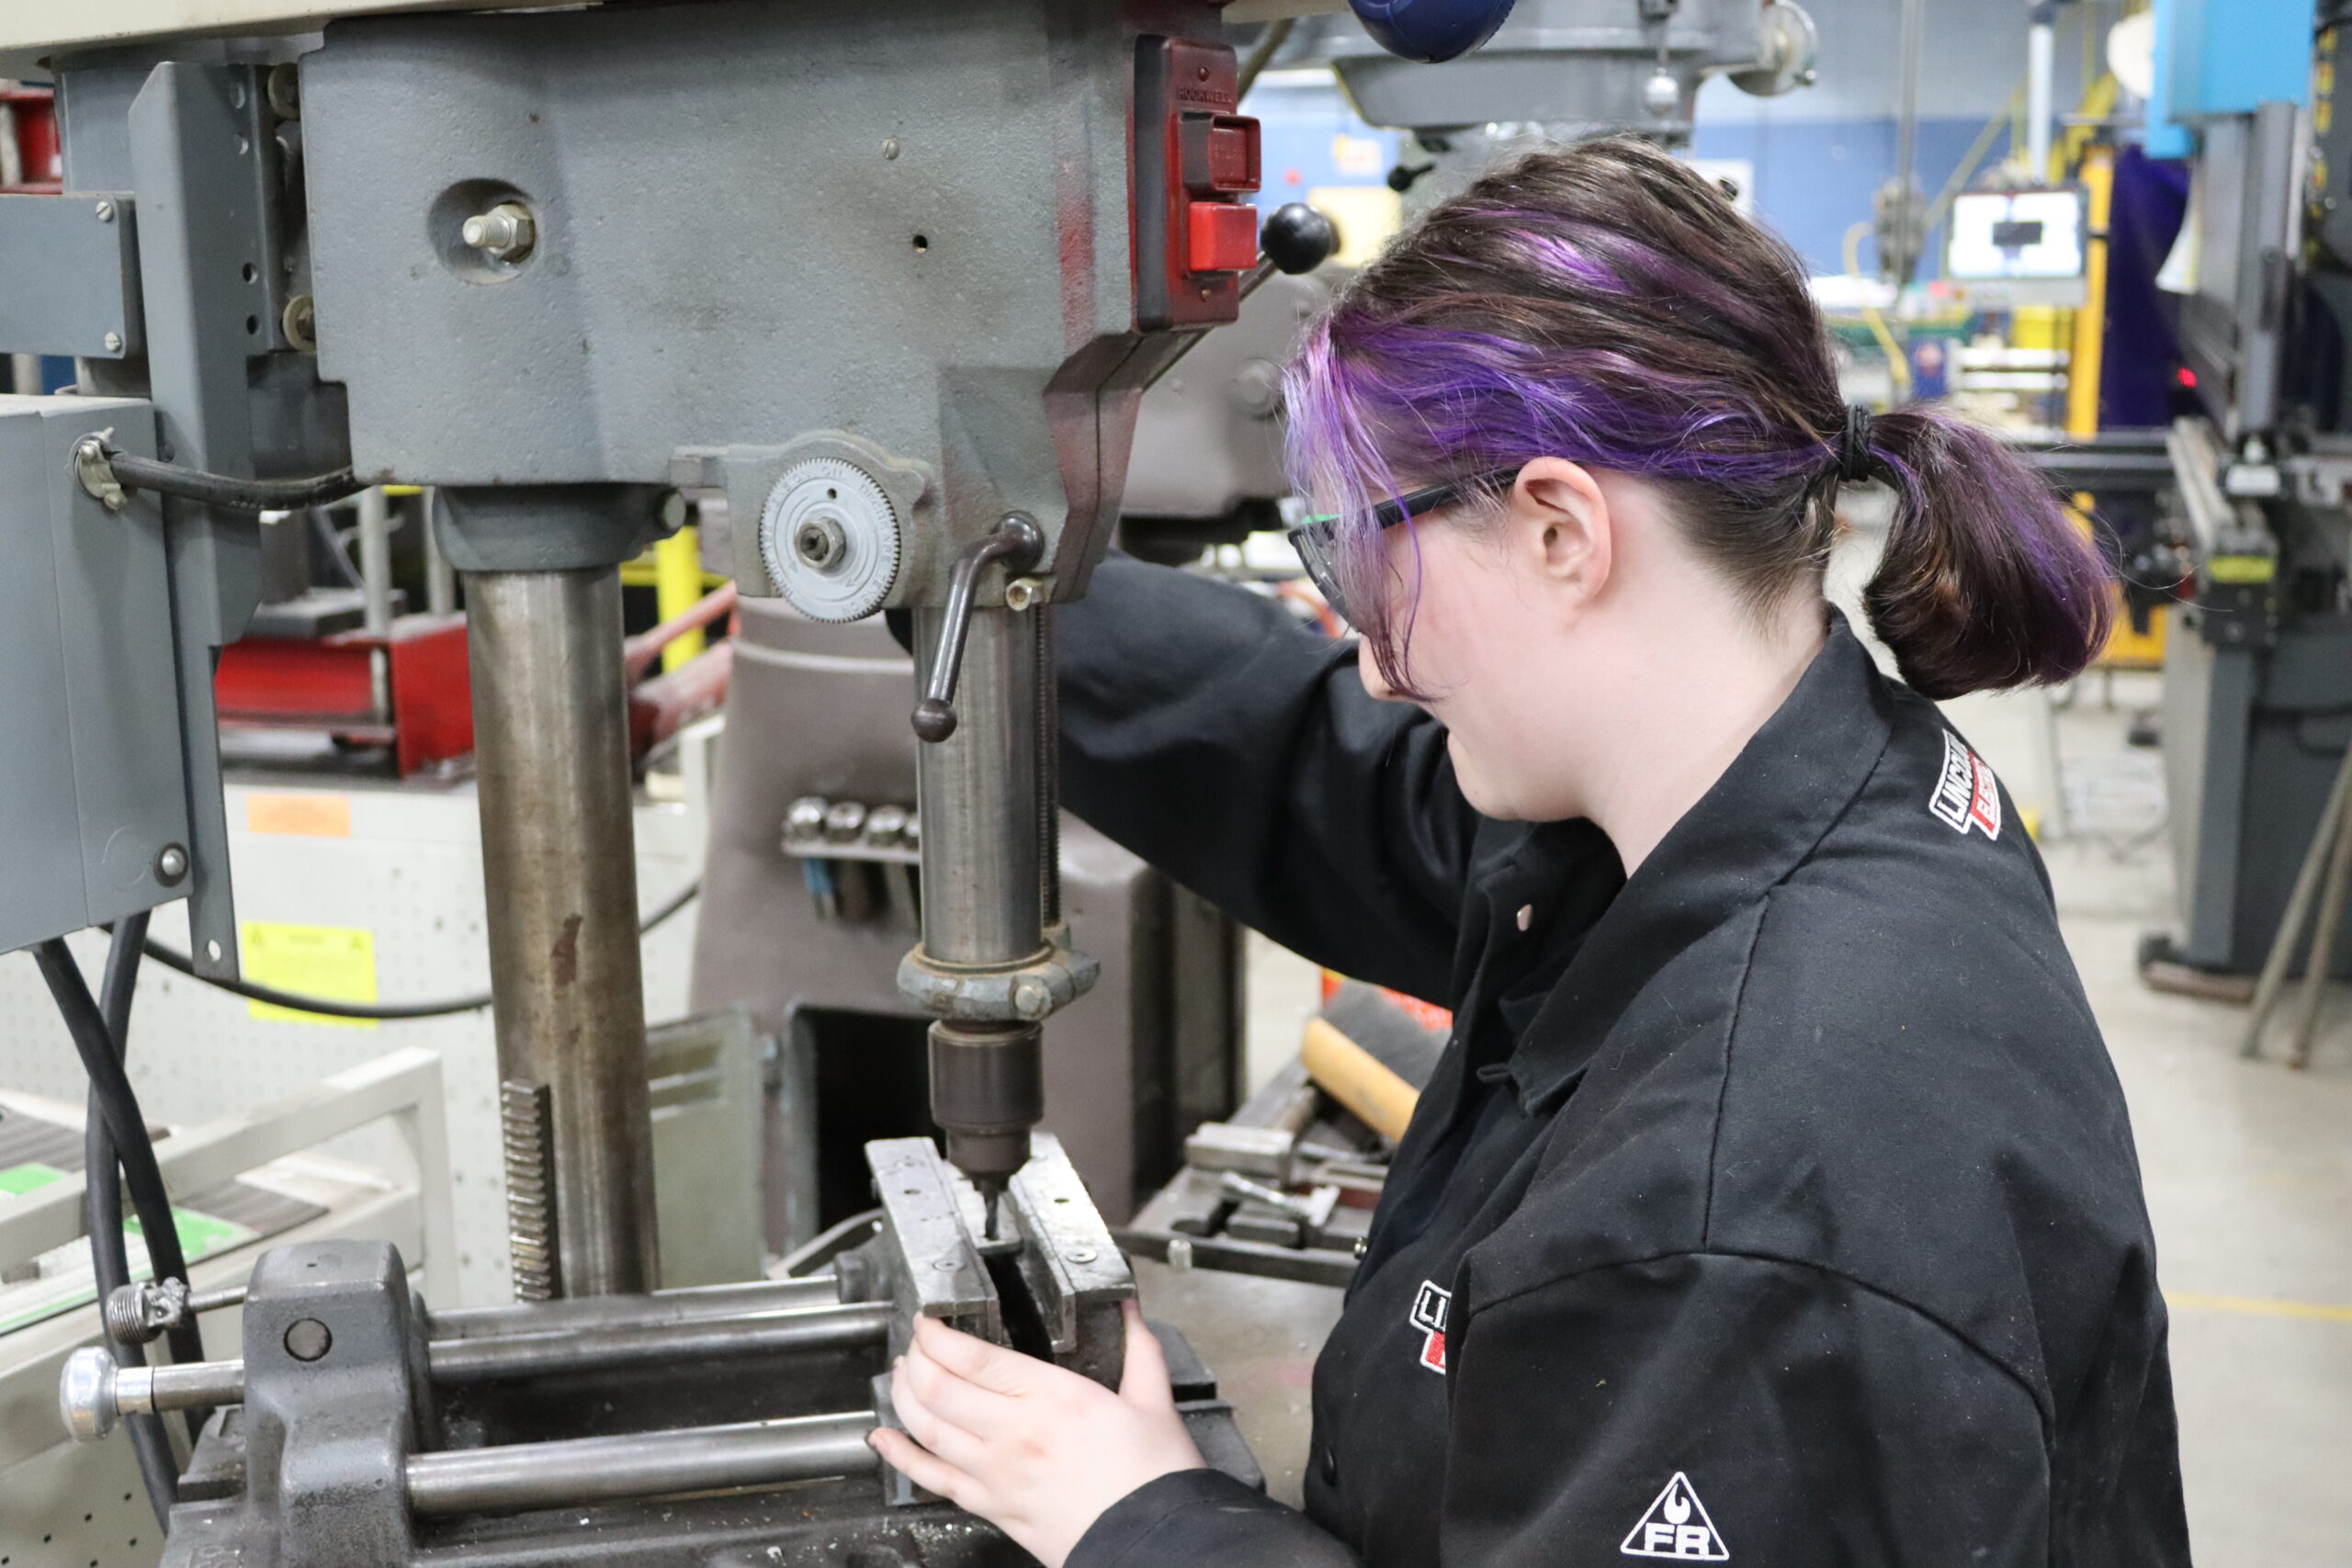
[446, 486, 670, 1299]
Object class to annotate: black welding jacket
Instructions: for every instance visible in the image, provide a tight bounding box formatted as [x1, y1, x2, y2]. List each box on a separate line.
[1053, 556, 2191, 1568]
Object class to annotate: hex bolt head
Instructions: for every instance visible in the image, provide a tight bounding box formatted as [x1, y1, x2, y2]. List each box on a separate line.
[283, 1317, 333, 1362]
[794, 515, 848, 570]
[1012, 978, 1053, 1019]
[460, 202, 537, 264]
[154, 844, 189, 886]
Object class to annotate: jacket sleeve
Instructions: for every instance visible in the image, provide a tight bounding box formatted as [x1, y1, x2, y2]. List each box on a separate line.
[1069, 1469, 1358, 1568]
[1441, 1252, 2051, 1566]
[1055, 554, 1476, 1002]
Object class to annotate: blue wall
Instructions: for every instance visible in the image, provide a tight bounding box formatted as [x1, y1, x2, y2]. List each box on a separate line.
[1690, 117, 1999, 279]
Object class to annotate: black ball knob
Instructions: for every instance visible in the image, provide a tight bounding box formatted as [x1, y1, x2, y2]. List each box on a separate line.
[911, 698, 958, 743]
[1261, 203, 1339, 276]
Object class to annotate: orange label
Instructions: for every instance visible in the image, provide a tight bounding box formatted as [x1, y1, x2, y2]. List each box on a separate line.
[244, 793, 352, 838]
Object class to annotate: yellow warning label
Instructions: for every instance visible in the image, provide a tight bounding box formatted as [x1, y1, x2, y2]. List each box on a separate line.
[245, 793, 352, 838]
[241, 922, 379, 1029]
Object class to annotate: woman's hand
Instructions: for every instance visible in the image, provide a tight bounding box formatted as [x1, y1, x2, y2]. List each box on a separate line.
[869, 1299, 1206, 1568]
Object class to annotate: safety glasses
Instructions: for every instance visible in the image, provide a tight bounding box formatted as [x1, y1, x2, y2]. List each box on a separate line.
[1285, 468, 1522, 626]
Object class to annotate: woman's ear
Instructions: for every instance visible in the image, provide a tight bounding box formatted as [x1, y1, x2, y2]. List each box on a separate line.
[1510, 457, 1613, 611]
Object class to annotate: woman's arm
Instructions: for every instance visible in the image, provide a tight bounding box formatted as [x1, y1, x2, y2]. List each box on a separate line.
[1440, 1253, 2054, 1566]
[1056, 554, 1476, 1002]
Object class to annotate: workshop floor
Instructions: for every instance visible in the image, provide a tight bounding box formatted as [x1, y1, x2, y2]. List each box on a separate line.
[1149, 668, 2352, 1564]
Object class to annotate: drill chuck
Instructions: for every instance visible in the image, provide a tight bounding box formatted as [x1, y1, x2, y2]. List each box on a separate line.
[929, 1021, 1044, 1189]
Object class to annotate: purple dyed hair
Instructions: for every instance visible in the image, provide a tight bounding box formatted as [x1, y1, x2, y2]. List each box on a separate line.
[1283, 137, 2113, 701]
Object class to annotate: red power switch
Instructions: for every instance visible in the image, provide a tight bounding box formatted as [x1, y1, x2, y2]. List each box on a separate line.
[1188, 201, 1261, 274]
[1136, 37, 1263, 330]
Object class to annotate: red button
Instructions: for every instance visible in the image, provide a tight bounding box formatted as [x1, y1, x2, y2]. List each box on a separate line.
[1187, 201, 1260, 274]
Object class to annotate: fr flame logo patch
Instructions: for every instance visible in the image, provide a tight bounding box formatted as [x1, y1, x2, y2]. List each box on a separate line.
[1621, 1472, 1730, 1561]
[1408, 1280, 1450, 1374]
[1929, 731, 2002, 840]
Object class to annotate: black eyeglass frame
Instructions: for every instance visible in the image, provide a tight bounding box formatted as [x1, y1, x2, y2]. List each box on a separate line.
[1284, 465, 1524, 625]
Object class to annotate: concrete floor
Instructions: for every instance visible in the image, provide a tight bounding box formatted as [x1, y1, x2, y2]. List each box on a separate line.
[1142, 668, 2352, 1562]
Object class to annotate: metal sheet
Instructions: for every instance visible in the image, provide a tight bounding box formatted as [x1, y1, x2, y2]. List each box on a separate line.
[0, 393, 190, 954]
[0, 193, 142, 358]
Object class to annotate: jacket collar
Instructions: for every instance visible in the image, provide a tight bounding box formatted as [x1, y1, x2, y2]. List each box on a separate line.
[1498, 615, 1897, 1110]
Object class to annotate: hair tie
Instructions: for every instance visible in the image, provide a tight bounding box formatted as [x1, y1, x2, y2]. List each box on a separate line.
[1838, 405, 1876, 484]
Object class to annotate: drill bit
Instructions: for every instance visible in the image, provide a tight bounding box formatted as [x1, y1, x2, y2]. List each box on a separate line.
[980, 1180, 1004, 1241]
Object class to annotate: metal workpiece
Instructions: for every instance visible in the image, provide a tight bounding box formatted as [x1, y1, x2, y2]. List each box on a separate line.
[403, 1411, 882, 1519]
[466, 566, 660, 1298]
[863, 1134, 1134, 1371]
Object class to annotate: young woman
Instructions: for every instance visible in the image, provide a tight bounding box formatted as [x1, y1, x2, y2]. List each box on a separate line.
[868, 137, 2190, 1568]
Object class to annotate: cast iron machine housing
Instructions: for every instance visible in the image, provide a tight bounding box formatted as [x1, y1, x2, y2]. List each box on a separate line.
[0, 0, 1342, 1558]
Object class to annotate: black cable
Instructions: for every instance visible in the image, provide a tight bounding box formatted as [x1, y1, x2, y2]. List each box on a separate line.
[100, 445, 368, 513]
[97, 917, 208, 1392]
[37, 937, 202, 1512]
[141, 879, 702, 1020]
[83, 914, 185, 1525]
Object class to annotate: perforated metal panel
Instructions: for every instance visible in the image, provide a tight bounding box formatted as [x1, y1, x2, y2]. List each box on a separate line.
[0, 738, 712, 1308]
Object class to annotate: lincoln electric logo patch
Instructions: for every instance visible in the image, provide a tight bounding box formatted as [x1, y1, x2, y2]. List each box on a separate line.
[1929, 731, 2002, 840]
[1408, 1280, 1450, 1374]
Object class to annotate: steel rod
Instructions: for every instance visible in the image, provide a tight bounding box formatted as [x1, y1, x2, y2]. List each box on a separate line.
[405, 1411, 879, 1518]
[70, 1296, 887, 1422]
[113, 1358, 248, 1417]
[430, 1274, 842, 1339]
[466, 567, 661, 1297]
[426, 1301, 891, 1384]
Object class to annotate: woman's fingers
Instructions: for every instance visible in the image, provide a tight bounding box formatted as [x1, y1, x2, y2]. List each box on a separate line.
[901, 1337, 1024, 1436]
[890, 1356, 998, 1472]
[867, 1426, 980, 1511]
[910, 1313, 1047, 1396]
[1117, 1300, 1176, 1411]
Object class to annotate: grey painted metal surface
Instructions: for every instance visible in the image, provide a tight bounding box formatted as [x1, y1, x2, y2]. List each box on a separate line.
[0, 393, 191, 955]
[297, 0, 1152, 602]
[1308, 0, 1802, 142]
[466, 568, 660, 1297]
[0, 192, 143, 358]
[235, 1239, 423, 1567]
[125, 62, 276, 978]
